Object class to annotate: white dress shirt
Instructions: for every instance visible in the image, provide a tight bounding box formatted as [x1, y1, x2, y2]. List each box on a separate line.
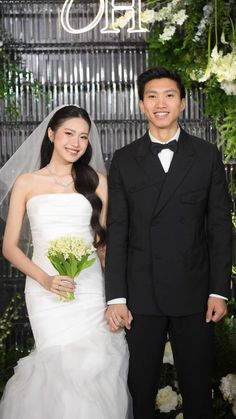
[107, 128, 226, 305]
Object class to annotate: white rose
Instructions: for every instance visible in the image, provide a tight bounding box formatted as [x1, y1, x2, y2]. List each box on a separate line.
[219, 374, 236, 403]
[163, 341, 174, 365]
[156, 385, 178, 413]
[175, 414, 184, 419]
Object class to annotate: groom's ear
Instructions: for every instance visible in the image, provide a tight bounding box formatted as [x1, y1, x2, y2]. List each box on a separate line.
[180, 98, 186, 113]
[139, 100, 145, 115]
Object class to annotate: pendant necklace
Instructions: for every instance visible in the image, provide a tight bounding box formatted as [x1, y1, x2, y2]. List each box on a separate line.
[46, 165, 74, 188]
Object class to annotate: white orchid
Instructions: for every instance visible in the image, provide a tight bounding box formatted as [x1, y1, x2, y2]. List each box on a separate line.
[115, 10, 133, 29]
[171, 9, 188, 26]
[190, 43, 236, 93]
[141, 9, 157, 24]
[220, 81, 236, 95]
[160, 25, 176, 42]
[212, 51, 236, 82]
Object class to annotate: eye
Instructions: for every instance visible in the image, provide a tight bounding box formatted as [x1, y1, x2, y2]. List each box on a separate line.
[80, 135, 89, 141]
[65, 131, 72, 136]
[166, 93, 175, 98]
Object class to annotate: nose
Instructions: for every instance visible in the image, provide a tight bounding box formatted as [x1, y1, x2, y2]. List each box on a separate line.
[155, 95, 166, 107]
[70, 136, 80, 148]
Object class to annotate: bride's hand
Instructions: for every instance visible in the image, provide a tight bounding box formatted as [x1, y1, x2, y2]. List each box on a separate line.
[41, 274, 76, 297]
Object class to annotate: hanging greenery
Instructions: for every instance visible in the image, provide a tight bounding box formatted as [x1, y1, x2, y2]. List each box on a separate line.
[0, 32, 45, 119]
[138, 0, 236, 163]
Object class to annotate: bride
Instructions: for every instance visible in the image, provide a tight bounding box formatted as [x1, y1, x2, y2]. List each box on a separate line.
[0, 105, 132, 419]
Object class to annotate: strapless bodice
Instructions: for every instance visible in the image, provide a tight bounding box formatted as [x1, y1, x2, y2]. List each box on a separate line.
[25, 193, 102, 295]
[26, 193, 93, 247]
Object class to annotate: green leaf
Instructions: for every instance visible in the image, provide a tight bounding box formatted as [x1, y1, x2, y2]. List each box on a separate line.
[48, 256, 67, 275]
[82, 258, 96, 270]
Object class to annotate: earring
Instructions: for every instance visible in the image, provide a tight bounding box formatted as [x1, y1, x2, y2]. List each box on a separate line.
[49, 137, 53, 143]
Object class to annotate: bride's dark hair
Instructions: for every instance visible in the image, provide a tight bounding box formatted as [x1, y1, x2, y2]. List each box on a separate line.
[40, 105, 106, 247]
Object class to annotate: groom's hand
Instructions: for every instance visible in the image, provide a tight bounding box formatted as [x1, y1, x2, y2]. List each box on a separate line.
[106, 304, 133, 332]
[206, 296, 227, 323]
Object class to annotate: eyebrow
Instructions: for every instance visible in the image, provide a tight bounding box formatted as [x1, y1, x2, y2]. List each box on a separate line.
[144, 89, 178, 94]
[64, 128, 89, 135]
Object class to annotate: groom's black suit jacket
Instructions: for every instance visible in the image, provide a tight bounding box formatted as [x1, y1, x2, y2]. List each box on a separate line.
[105, 129, 232, 316]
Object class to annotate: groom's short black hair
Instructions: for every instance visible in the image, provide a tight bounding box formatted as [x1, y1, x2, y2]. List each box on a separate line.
[137, 66, 186, 100]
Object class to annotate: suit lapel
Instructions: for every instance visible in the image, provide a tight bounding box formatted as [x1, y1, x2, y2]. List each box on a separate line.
[152, 129, 196, 219]
[135, 132, 166, 184]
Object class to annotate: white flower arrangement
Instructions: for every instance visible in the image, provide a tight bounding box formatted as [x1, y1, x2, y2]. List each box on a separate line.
[47, 236, 96, 301]
[219, 374, 236, 404]
[114, 10, 133, 29]
[141, 9, 157, 24]
[193, 3, 214, 42]
[119, 1, 235, 99]
[114, 0, 188, 40]
[219, 373, 236, 417]
[158, 339, 236, 417]
[156, 385, 180, 413]
[191, 46, 236, 95]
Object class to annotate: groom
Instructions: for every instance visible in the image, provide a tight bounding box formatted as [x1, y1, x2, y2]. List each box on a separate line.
[105, 67, 232, 419]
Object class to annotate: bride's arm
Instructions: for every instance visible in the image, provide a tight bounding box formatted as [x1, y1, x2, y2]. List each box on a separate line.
[3, 174, 47, 283]
[2, 175, 74, 296]
[95, 172, 108, 268]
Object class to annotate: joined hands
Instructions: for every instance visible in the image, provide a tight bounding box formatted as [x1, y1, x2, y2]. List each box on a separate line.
[106, 304, 133, 332]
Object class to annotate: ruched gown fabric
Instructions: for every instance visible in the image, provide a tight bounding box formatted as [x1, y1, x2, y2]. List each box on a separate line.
[0, 193, 132, 419]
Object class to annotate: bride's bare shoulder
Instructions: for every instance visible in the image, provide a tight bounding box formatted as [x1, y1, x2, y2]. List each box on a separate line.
[13, 168, 47, 190]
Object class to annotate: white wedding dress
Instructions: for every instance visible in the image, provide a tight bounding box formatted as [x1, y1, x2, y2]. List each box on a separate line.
[0, 193, 132, 419]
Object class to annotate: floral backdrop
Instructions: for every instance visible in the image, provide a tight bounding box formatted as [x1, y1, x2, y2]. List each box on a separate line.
[115, 0, 236, 164]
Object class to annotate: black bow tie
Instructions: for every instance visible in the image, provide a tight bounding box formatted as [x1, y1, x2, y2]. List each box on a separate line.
[151, 140, 178, 156]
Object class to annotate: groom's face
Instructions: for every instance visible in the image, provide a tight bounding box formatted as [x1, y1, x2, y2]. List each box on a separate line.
[139, 77, 185, 136]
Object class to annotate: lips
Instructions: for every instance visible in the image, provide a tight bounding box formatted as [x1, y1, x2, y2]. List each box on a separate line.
[65, 147, 79, 155]
[154, 112, 169, 117]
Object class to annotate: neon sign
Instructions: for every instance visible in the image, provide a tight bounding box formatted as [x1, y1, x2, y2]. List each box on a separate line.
[61, 0, 148, 34]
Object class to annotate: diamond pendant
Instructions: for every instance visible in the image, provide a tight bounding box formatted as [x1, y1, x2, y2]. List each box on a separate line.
[46, 165, 74, 188]
[54, 179, 74, 188]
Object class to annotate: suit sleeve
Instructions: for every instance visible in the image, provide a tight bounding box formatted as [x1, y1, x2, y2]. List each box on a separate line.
[207, 146, 232, 298]
[105, 151, 129, 302]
